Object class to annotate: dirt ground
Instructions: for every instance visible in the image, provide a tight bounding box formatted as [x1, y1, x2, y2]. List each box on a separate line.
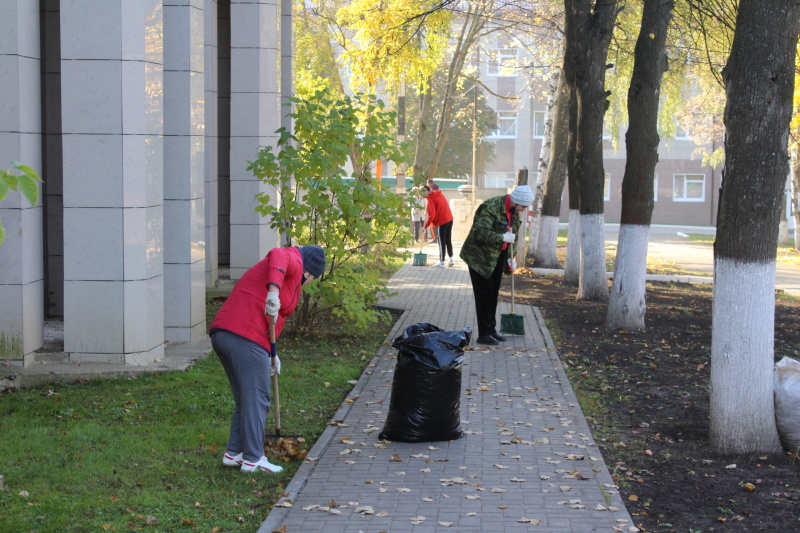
[502, 270, 800, 532]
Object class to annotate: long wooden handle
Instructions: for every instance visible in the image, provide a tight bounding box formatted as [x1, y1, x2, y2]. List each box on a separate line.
[272, 373, 281, 433]
[510, 242, 516, 314]
[269, 316, 281, 435]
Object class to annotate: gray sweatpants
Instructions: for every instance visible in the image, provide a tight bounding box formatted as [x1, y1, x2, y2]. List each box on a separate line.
[210, 330, 274, 462]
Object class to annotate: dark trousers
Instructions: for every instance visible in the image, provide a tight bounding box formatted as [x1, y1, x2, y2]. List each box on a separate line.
[468, 248, 508, 338]
[413, 220, 424, 241]
[436, 220, 454, 261]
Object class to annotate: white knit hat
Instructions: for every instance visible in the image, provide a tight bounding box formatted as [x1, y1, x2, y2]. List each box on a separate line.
[510, 185, 534, 207]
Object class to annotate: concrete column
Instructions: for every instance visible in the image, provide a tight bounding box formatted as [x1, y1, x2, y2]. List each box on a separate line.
[60, 0, 164, 364]
[0, 1, 44, 363]
[204, 0, 219, 286]
[163, 0, 206, 342]
[228, 0, 279, 278]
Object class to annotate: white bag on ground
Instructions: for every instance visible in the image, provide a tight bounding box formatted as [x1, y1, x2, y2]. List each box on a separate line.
[774, 356, 800, 451]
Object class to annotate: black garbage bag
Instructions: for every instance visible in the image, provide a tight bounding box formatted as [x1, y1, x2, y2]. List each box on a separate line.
[379, 323, 471, 442]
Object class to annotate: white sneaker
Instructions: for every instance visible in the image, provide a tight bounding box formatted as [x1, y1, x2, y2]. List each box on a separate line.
[433, 262, 445, 268]
[241, 456, 284, 473]
[448, 258, 454, 267]
[222, 451, 243, 467]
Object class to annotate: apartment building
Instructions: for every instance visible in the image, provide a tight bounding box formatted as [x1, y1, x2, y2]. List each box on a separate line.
[478, 34, 724, 227]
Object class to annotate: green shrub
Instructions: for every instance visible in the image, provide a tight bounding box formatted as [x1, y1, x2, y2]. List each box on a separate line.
[249, 90, 411, 332]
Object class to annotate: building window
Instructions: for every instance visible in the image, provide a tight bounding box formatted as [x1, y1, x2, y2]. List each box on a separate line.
[487, 49, 518, 77]
[533, 111, 546, 138]
[490, 111, 518, 138]
[484, 172, 515, 188]
[673, 173, 705, 202]
[604, 173, 610, 201]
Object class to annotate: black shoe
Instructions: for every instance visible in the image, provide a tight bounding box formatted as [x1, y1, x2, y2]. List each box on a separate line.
[491, 332, 506, 342]
[476, 335, 500, 346]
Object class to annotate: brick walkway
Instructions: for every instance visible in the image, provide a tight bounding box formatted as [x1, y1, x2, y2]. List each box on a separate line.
[258, 245, 637, 532]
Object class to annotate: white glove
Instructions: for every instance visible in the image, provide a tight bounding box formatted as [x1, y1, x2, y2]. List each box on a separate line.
[508, 258, 518, 272]
[502, 232, 515, 243]
[265, 291, 280, 318]
[270, 354, 281, 376]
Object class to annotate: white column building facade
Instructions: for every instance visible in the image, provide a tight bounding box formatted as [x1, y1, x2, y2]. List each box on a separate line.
[60, 1, 165, 364]
[0, 0, 284, 367]
[227, 0, 280, 279]
[164, 0, 206, 342]
[0, 1, 44, 363]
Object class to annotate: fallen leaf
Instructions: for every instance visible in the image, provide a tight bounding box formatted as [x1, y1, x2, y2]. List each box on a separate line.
[628, 495, 639, 502]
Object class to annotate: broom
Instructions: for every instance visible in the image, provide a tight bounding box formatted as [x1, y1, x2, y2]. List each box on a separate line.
[500, 242, 525, 335]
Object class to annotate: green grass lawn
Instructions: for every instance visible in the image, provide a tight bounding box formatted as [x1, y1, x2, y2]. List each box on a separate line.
[0, 256, 405, 533]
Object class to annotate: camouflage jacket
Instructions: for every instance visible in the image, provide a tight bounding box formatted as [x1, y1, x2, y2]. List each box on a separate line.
[459, 195, 521, 279]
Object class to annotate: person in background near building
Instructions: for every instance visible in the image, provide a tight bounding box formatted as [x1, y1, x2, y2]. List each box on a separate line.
[424, 181, 454, 267]
[209, 244, 327, 472]
[410, 190, 427, 243]
[460, 185, 533, 345]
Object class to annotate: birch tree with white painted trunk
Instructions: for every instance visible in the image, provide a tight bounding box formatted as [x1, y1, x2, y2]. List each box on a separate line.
[528, 68, 561, 261]
[710, 0, 800, 454]
[607, 0, 674, 330]
[564, 0, 619, 300]
[535, 67, 570, 269]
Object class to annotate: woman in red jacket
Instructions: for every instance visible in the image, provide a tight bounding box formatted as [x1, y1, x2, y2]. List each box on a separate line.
[423, 183, 454, 267]
[210, 245, 326, 473]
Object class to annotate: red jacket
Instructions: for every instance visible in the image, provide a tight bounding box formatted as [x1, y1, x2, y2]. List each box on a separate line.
[210, 247, 304, 349]
[424, 190, 453, 228]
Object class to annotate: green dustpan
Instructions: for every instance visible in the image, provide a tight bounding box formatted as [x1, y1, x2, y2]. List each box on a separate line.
[500, 243, 525, 335]
[413, 242, 427, 266]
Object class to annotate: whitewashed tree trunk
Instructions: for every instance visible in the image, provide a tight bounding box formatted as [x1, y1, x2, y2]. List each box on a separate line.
[606, 224, 650, 329]
[563, 210, 581, 284]
[534, 215, 561, 269]
[710, 259, 781, 453]
[578, 213, 608, 300]
[563, 0, 618, 300]
[606, 0, 672, 329]
[710, 0, 798, 454]
[528, 69, 561, 259]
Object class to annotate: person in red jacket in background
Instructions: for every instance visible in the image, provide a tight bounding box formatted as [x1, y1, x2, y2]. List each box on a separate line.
[210, 245, 326, 473]
[423, 182, 454, 267]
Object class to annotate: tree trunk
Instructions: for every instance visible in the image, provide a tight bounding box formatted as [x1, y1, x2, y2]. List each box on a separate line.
[792, 156, 800, 250]
[565, 0, 619, 301]
[535, 215, 561, 268]
[534, 67, 570, 269]
[563, 81, 580, 285]
[411, 84, 433, 180]
[529, 68, 561, 260]
[779, 192, 789, 244]
[564, 210, 581, 284]
[710, 0, 799, 455]
[607, 0, 673, 330]
[423, 3, 487, 181]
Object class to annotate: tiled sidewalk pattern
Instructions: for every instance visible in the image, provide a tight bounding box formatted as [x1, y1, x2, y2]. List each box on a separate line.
[258, 250, 637, 533]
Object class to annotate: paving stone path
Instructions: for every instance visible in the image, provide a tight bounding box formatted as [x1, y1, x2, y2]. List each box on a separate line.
[258, 248, 637, 532]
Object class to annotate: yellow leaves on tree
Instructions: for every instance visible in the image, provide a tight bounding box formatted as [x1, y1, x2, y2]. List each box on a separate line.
[336, 0, 451, 93]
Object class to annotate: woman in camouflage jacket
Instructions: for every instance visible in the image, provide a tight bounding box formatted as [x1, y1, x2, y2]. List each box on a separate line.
[459, 185, 534, 345]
